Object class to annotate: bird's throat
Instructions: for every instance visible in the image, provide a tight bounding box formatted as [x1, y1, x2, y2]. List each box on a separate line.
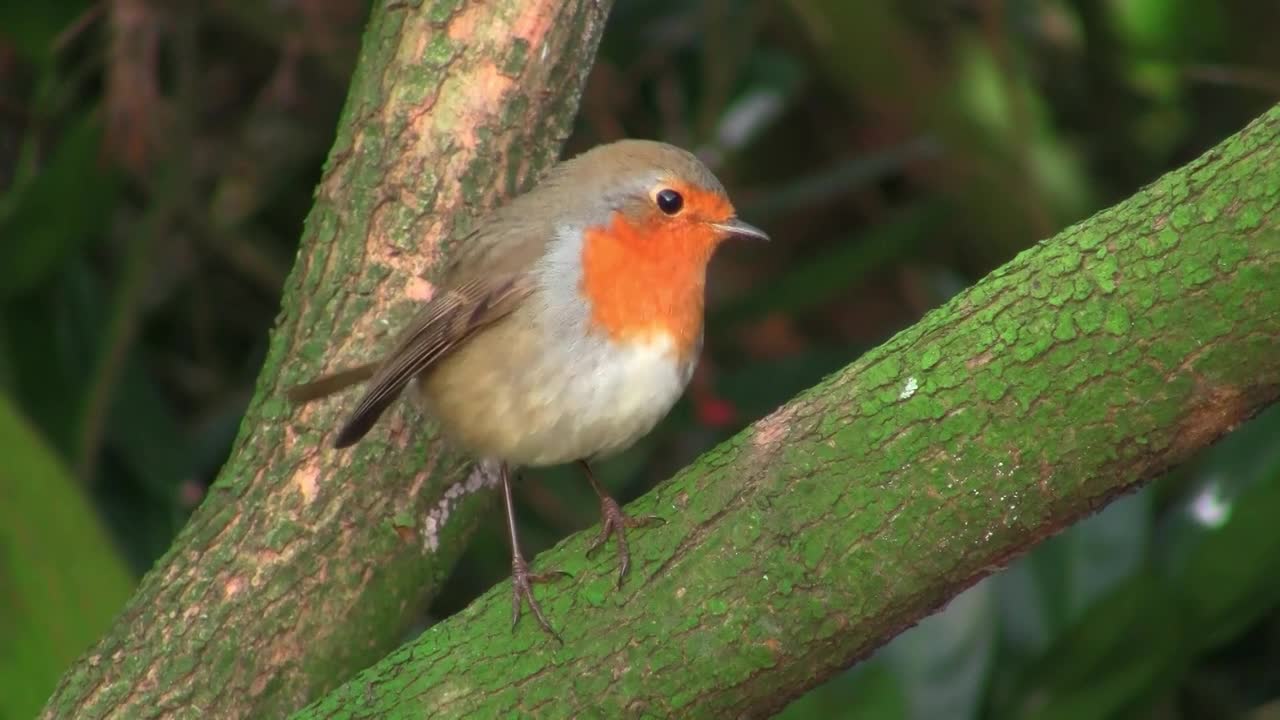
[579, 214, 716, 360]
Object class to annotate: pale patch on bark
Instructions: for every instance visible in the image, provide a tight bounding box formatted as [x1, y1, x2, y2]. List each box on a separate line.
[967, 351, 995, 370]
[448, 64, 515, 152]
[510, 3, 556, 55]
[1171, 384, 1249, 457]
[224, 575, 246, 599]
[294, 458, 321, 504]
[422, 460, 501, 552]
[445, 2, 481, 42]
[753, 403, 798, 451]
[404, 275, 436, 302]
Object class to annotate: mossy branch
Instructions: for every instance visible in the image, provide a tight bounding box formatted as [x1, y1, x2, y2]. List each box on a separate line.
[41, 2, 611, 718]
[293, 105, 1280, 718]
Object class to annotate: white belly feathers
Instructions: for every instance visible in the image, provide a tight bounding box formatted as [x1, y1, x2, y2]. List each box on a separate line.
[420, 318, 697, 468]
[521, 331, 693, 465]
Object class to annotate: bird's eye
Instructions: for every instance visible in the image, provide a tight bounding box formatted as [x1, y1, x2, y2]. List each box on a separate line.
[655, 188, 684, 215]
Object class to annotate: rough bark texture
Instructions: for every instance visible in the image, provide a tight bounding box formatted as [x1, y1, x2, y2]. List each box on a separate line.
[41, 1, 611, 718]
[293, 106, 1280, 719]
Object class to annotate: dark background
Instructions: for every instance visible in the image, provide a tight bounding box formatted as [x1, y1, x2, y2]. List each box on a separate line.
[3, 1, 1280, 718]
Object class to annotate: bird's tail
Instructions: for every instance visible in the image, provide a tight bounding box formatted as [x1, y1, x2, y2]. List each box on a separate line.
[285, 363, 378, 404]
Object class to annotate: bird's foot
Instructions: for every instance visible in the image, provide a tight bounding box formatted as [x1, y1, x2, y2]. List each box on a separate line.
[510, 554, 570, 643]
[585, 495, 665, 588]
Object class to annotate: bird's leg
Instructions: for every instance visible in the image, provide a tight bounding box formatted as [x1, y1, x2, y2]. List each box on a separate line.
[579, 460, 665, 587]
[501, 463, 569, 643]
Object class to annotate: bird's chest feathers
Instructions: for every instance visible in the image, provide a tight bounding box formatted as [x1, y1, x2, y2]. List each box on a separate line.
[579, 216, 711, 359]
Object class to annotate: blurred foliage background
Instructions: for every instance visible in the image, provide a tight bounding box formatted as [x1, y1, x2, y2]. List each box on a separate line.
[2, 0, 1279, 718]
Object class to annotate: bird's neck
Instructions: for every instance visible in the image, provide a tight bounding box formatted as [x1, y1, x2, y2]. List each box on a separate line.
[579, 214, 718, 361]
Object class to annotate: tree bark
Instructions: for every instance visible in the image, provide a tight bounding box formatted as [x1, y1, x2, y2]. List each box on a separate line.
[40, 2, 611, 718]
[291, 105, 1280, 718]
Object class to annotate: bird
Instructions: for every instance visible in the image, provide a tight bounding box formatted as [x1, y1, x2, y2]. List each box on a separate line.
[287, 139, 768, 641]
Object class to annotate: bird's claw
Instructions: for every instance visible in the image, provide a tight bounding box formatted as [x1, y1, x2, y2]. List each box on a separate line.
[585, 495, 664, 588]
[510, 555, 570, 643]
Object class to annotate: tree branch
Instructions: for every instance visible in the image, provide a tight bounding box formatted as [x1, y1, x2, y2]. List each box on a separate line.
[41, 2, 611, 718]
[293, 105, 1280, 718]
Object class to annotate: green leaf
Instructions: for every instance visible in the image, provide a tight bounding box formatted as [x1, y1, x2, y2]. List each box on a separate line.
[0, 112, 118, 297]
[1002, 573, 1189, 720]
[1160, 406, 1280, 651]
[778, 659, 906, 719]
[0, 278, 96, 456]
[104, 354, 195, 498]
[1109, 0, 1228, 59]
[0, 391, 133, 720]
[995, 490, 1151, 663]
[994, 553, 1067, 661]
[92, 353, 204, 570]
[1063, 491, 1151, 616]
[887, 582, 997, 720]
[0, 0, 89, 63]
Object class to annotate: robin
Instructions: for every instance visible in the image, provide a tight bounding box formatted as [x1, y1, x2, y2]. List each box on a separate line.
[288, 139, 768, 640]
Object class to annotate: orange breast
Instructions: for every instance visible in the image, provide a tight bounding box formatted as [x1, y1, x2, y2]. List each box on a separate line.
[579, 211, 720, 361]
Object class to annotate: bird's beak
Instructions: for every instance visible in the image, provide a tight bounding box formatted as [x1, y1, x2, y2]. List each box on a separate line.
[710, 218, 770, 242]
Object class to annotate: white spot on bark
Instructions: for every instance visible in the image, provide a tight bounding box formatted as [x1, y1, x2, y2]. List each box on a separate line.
[423, 460, 501, 553]
[899, 376, 919, 400]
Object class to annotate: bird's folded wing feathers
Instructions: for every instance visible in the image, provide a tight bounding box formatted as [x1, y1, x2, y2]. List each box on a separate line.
[332, 273, 533, 448]
[285, 363, 379, 404]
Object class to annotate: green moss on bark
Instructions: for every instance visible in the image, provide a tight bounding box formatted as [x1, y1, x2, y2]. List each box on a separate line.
[294, 105, 1280, 719]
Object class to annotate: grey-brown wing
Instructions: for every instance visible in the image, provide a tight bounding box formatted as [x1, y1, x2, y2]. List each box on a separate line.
[332, 273, 532, 448]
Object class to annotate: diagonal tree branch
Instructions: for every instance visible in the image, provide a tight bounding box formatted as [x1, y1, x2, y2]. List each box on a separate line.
[293, 105, 1280, 718]
[41, 2, 612, 718]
